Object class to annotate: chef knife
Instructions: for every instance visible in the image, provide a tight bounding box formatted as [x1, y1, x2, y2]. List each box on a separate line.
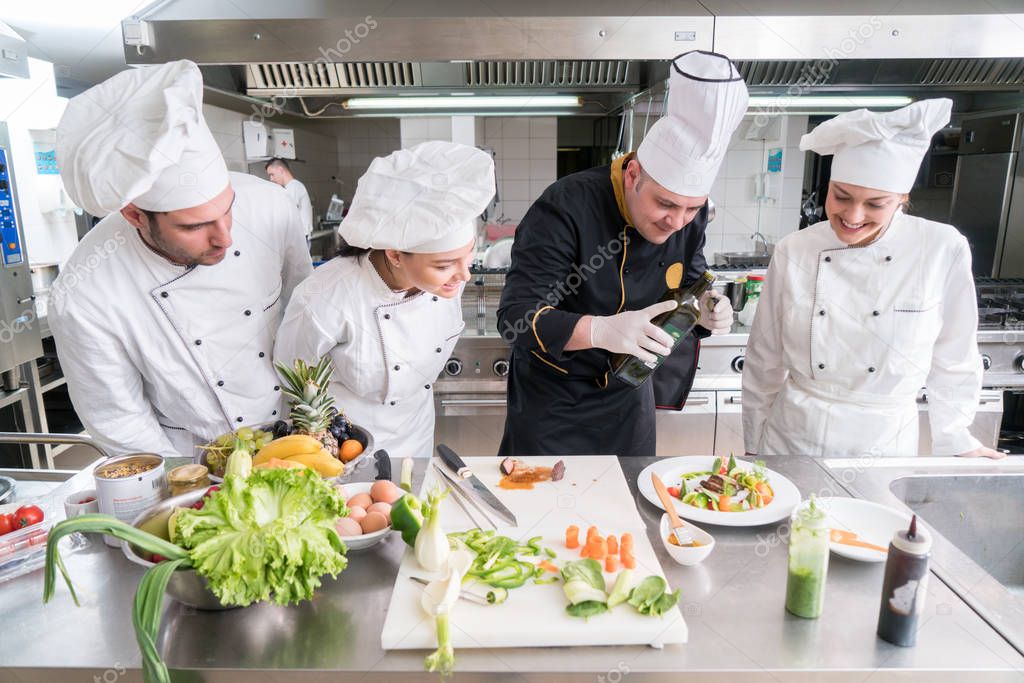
[436, 444, 517, 527]
[652, 472, 694, 547]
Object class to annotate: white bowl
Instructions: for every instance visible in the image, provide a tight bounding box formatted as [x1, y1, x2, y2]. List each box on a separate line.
[659, 514, 715, 566]
[335, 481, 405, 551]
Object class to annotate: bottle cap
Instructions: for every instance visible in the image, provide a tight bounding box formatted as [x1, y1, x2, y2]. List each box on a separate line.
[892, 515, 932, 554]
[748, 275, 765, 281]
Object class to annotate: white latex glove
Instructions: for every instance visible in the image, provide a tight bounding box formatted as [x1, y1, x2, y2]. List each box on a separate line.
[590, 300, 677, 363]
[697, 290, 733, 335]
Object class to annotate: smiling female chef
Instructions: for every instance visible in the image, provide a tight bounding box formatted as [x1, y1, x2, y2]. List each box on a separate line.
[742, 98, 1003, 459]
[273, 141, 495, 458]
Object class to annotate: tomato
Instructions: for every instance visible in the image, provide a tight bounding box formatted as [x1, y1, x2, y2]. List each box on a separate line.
[0, 513, 13, 536]
[667, 486, 681, 499]
[13, 505, 43, 528]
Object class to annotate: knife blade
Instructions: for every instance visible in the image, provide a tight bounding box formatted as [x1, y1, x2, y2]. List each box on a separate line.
[432, 463, 497, 530]
[436, 444, 517, 527]
[652, 472, 694, 547]
[408, 575, 491, 605]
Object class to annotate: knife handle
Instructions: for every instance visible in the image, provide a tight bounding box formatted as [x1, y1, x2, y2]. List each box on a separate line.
[373, 450, 392, 480]
[436, 444, 470, 478]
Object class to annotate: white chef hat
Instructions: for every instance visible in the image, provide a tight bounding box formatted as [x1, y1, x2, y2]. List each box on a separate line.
[340, 141, 495, 253]
[57, 60, 229, 217]
[637, 51, 749, 197]
[799, 98, 952, 194]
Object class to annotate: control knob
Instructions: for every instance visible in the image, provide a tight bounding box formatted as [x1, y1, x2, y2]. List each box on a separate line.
[731, 355, 745, 373]
[1014, 354, 1024, 374]
[981, 354, 992, 371]
[492, 359, 510, 377]
[444, 358, 463, 377]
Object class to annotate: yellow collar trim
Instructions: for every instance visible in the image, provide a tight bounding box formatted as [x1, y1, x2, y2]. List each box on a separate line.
[610, 153, 636, 228]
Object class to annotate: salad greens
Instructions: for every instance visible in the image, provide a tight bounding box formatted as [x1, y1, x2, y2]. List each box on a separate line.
[43, 459, 351, 683]
[679, 455, 775, 512]
[561, 559, 609, 618]
[627, 575, 681, 617]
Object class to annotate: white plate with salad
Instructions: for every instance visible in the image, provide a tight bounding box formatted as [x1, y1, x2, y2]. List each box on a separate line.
[638, 455, 801, 527]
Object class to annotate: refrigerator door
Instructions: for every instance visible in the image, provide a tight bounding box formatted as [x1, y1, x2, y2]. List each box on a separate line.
[949, 151, 1016, 277]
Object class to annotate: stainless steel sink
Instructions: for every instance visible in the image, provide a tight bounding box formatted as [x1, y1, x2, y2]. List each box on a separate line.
[719, 251, 771, 266]
[890, 474, 1024, 596]
[821, 458, 1024, 656]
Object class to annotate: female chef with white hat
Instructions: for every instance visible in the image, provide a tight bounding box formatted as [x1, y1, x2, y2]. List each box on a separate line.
[742, 98, 1002, 459]
[274, 141, 495, 458]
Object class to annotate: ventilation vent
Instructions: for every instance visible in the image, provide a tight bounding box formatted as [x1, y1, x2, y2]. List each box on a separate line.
[736, 60, 832, 87]
[246, 62, 418, 90]
[464, 60, 636, 87]
[920, 58, 1024, 86]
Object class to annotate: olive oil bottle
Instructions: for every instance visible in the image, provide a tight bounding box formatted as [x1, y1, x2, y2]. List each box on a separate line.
[611, 271, 716, 387]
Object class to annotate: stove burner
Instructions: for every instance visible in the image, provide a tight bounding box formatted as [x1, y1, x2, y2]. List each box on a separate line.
[976, 279, 1024, 330]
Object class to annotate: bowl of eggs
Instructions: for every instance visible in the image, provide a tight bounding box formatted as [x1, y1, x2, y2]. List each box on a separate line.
[334, 480, 404, 551]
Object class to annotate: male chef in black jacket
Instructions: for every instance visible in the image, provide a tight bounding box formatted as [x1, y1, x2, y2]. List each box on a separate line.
[497, 51, 748, 457]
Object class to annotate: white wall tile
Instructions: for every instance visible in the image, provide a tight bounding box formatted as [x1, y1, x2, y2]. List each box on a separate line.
[529, 137, 556, 160]
[529, 117, 557, 137]
[725, 177, 754, 207]
[503, 138, 530, 159]
[725, 150, 764, 178]
[503, 180, 531, 201]
[427, 117, 452, 139]
[503, 159, 531, 179]
[530, 179, 552, 199]
[484, 117, 502, 138]
[529, 158, 555, 179]
[503, 118, 530, 137]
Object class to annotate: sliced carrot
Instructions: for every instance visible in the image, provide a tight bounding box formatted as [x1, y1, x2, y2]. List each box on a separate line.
[717, 495, 731, 512]
[586, 526, 599, 542]
[591, 537, 608, 560]
[606, 534, 618, 555]
[605, 554, 619, 573]
[565, 525, 580, 549]
[620, 532, 634, 552]
[621, 549, 636, 570]
[538, 559, 560, 573]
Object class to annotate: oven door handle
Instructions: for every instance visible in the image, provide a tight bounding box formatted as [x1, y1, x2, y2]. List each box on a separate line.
[440, 399, 508, 407]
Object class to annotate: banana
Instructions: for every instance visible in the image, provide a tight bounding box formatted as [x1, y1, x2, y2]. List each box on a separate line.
[253, 434, 323, 465]
[284, 449, 344, 478]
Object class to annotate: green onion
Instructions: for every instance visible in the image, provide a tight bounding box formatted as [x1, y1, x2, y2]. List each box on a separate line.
[132, 558, 189, 683]
[43, 514, 189, 607]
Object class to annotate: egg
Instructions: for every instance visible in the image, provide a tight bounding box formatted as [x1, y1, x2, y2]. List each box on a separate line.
[370, 480, 401, 504]
[360, 511, 389, 533]
[335, 517, 363, 537]
[348, 492, 373, 509]
[367, 502, 392, 522]
[347, 505, 367, 522]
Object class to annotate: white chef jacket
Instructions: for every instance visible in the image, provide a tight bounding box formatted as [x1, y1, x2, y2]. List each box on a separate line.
[273, 255, 464, 459]
[285, 178, 314, 237]
[49, 172, 313, 458]
[742, 211, 983, 457]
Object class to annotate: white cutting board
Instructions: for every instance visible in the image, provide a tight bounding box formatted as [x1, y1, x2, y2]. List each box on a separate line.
[380, 456, 687, 651]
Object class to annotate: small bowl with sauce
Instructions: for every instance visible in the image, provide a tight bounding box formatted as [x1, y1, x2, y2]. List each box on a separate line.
[659, 514, 715, 566]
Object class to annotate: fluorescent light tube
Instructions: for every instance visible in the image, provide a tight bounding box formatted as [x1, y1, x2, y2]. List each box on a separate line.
[344, 95, 582, 110]
[748, 95, 913, 109]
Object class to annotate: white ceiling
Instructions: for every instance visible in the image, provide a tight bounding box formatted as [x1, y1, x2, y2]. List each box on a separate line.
[2, 1, 146, 97]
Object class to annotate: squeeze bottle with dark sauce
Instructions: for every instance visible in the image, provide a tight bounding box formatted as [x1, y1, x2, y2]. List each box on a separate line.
[877, 515, 932, 647]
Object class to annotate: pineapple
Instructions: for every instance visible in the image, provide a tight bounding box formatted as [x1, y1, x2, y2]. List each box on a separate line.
[274, 356, 339, 457]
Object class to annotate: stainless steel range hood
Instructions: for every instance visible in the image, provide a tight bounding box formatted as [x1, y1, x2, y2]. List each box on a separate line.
[122, 0, 1024, 117]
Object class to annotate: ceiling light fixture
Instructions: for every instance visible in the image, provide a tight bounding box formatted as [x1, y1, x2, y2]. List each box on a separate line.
[344, 95, 583, 110]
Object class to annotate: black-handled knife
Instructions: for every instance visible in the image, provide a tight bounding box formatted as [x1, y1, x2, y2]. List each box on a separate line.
[373, 450, 392, 481]
[436, 444, 517, 526]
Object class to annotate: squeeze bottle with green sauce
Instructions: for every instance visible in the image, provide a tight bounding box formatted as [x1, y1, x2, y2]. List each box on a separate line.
[877, 515, 932, 647]
[785, 497, 829, 619]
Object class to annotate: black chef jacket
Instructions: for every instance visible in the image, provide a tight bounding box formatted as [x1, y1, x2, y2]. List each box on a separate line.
[497, 154, 711, 458]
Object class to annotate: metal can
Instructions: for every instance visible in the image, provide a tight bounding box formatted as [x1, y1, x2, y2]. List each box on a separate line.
[93, 454, 168, 547]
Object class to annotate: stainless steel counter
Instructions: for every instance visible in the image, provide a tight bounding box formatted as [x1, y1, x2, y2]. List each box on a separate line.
[1, 456, 1022, 682]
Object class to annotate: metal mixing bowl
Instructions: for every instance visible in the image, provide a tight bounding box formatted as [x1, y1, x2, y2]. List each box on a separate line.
[120, 487, 238, 611]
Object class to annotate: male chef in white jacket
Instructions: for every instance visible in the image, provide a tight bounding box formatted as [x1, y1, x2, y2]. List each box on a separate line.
[49, 60, 312, 458]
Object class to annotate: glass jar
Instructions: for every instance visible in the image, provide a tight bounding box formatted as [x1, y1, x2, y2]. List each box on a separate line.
[785, 497, 830, 618]
[168, 463, 211, 498]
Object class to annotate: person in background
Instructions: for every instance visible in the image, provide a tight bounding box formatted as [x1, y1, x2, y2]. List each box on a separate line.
[50, 60, 312, 458]
[496, 51, 742, 458]
[742, 98, 1003, 459]
[266, 157, 314, 243]
[274, 141, 495, 459]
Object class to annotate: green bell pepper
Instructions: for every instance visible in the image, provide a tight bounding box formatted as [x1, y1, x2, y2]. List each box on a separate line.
[391, 494, 424, 546]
